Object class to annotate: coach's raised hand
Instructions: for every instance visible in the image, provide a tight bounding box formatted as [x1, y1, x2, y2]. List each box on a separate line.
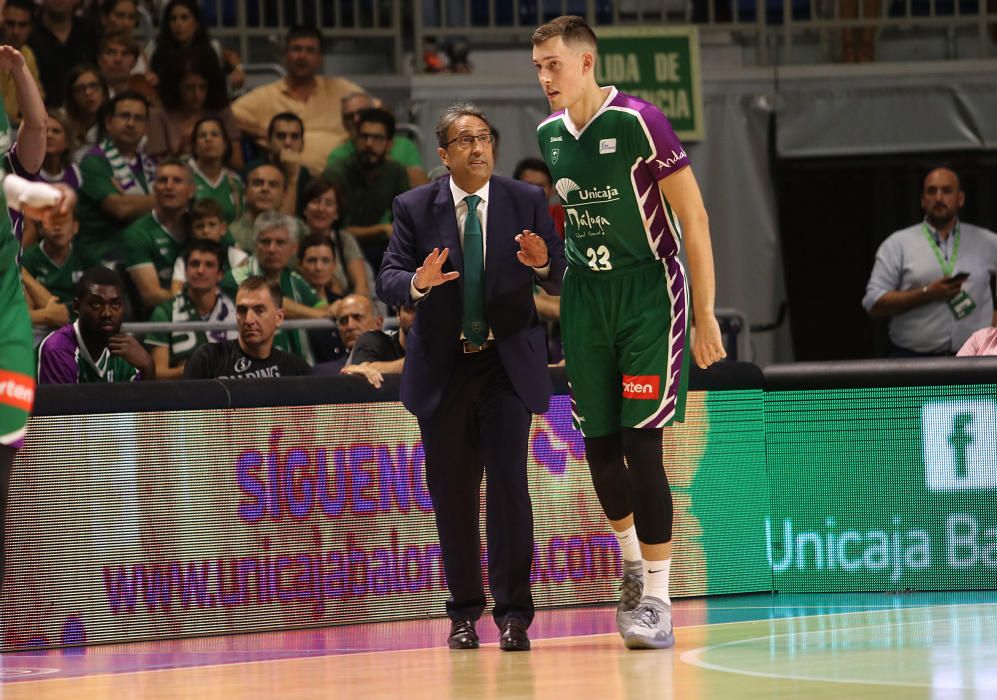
[515, 229, 550, 268]
[413, 247, 460, 292]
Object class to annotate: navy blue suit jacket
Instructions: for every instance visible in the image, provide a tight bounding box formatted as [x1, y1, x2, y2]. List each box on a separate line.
[376, 175, 567, 419]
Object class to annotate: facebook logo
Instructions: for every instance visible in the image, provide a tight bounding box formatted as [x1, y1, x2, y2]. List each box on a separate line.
[922, 400, 997, 491]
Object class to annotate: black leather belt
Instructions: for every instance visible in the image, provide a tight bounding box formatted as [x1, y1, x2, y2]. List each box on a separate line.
[460, 339, 496, 354]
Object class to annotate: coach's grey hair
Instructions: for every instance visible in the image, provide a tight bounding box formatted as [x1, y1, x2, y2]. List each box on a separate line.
[253, 211, 298, 242]
[435, 103, 492, 148]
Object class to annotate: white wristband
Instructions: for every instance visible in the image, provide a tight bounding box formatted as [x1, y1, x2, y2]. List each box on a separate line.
[2, 174, 61, 211]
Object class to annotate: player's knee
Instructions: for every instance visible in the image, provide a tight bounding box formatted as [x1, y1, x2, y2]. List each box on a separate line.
[584, 432, 630, 520]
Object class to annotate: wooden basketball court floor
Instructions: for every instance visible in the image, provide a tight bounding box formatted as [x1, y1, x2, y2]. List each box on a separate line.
[3, 591, 996, 699]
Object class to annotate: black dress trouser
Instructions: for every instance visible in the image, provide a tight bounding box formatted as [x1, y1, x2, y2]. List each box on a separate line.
[418, 348, 535, 626]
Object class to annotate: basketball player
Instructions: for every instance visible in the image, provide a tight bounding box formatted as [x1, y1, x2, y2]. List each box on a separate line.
[532, 16, 726, 649]
[0, 36, 76, 589]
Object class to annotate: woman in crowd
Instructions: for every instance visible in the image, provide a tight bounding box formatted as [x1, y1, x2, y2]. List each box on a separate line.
[187, 115, 244, 224]
[38, 110, 81, 190]
[63, 65, 109, 162]
[147, 0, 244, 91]
[298, 233, 346, 305]
[300, 177, 370, 298]
[145, 48, 242, 168]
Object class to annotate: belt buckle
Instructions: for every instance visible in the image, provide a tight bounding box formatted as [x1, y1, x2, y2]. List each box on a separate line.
[462, 340, 480, 354]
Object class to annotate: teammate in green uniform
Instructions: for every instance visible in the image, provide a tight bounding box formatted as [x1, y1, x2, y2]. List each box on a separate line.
[532, 16, 727, 649]
[0, 37, 76, 590]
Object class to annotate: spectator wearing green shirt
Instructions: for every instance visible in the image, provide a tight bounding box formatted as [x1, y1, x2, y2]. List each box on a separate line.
[146, 239, 237, 380]
[324, 107, 410, 274]
[228, 163, 306, 254]
[76, 90, 156, 268]
[329, 92, 428, 187]
[20, 209, 84, 332]
[221, 212, 334, 364]
[188, 115, 244, 224]
[122, 157, 195, 314]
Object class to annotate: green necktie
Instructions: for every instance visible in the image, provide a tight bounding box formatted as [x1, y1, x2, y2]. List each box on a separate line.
[462, 194, 488, 345]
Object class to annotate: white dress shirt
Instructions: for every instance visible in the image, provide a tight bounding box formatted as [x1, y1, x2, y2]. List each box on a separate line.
[410, 178, 549, 300]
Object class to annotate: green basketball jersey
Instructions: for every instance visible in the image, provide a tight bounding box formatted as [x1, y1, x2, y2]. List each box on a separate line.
[123, 211, 186, 289]
[536, 87, 691, 274]
[190, 163, 244, 223]
[36, 321, 141, 383]
[146, 289, 238, 366]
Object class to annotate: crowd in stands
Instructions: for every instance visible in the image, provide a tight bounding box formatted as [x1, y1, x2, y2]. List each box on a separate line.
[8, 2, 576, 386]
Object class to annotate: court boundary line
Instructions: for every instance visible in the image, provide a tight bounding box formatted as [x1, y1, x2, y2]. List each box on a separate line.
[6, 601, 994, 687]
[679, 602, 997, 690]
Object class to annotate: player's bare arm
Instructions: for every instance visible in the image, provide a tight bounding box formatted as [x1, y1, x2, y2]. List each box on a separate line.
[658, 167, 726, 370]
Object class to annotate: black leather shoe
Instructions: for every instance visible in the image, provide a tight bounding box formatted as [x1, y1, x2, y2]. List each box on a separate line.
[499, 619, 531, 652]
[448, 619, 479, 649]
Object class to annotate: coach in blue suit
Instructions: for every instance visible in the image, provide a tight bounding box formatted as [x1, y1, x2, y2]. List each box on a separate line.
[377, 104, 566, 652]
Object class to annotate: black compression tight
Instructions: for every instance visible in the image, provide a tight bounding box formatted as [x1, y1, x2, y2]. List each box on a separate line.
[584, 427, 673, 544]
[0, 444, 13, 593]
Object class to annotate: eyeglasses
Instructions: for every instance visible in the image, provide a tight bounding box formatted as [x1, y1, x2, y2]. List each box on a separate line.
[445, 133, 495, 150]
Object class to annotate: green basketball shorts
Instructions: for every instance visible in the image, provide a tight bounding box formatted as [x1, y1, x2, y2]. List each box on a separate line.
[560, 257, 689, 438]
[0, 260, 35, 448]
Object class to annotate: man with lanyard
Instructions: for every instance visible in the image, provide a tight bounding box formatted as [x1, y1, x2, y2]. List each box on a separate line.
[864, 167, 997, 356]
[76, 90, 157, 268]
[0, 36, 75, 592]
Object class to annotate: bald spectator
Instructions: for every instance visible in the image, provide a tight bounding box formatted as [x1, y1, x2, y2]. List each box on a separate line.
[314, 293, 382, 375]
[337, 294, 383, 354]
[0, 0, 43, 124]
[864, 167, 997, 356]
[232, 26, 363, 175]
[29, 0, 99, 108]
[328, 92, 428, 187]
[341, 303, 413, 388]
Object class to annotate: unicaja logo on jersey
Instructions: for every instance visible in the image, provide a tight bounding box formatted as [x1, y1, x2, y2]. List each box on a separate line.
[622, 375, 659, 400]
[555, 178, 620, 205]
